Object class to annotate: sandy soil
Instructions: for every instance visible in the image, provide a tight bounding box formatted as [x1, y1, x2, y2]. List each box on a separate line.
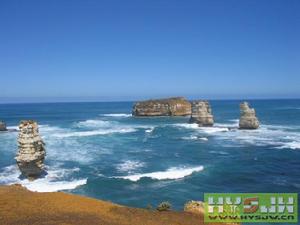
[0, 185, 232, 225]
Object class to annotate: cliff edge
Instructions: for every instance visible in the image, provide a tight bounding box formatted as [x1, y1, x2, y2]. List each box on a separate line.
[0, 185, 233, 225]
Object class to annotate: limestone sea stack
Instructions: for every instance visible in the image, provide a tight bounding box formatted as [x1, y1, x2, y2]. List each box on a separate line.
[132, 97, 191, 116]
[0, 121, 7, 131]
[189, 101, 214, 126]
[239, 102, 259, 129]
[15, 120, 46, 179]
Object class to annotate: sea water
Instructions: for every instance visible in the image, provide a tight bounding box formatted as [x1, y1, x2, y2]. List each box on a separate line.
[0, 100, 299, 212]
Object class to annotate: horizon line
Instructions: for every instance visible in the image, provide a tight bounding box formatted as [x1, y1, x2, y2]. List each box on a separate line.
[0, 96, 300, 104]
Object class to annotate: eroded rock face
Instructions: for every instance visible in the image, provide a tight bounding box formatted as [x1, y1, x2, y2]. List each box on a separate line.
[189, 101, 214, 126]
[15, 120, 46, 179]
[0, 121, 7, 131]
[239, 102, 259, 129]
[132, 97, 191, 116]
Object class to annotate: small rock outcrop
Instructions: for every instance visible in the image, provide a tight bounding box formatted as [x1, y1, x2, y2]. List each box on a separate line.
[239, 102, 259, 129]
[0, 121, 7, 131]
[132, 97, 191, 116]
[189, 101, 214, 126]
[15, 120, 46, 179]
[184, 200, 204, 215]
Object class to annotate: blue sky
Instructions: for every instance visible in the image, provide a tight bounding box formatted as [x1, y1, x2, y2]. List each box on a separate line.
[0, 0, 299, 102]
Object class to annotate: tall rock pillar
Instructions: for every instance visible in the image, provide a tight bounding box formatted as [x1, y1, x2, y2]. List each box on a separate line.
[239, 102, 259, 129]
[16, 120, 46, 179]
[189, 101, 214, 126]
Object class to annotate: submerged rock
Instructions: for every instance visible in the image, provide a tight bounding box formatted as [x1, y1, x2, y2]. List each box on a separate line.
[239, 102, 259, 129]
[189, 101, 214, 126]
[15, 120, 46, 179]
[0, 121, 7, 131]
[184, 200, 204, 215]
[132, 97, 191, 116]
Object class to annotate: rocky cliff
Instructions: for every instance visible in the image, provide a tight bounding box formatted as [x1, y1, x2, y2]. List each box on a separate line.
[239, 102, 259, 129]
[0, 121, 7, 131]
[132, 97, 191, 116]
[15, 120, 46, 179]
[189, 101, 214, 126]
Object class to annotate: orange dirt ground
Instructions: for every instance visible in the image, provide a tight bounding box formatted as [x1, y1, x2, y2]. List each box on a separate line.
[0, 185, 236, 225]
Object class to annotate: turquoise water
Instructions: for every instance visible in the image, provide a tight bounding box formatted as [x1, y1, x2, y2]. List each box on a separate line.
[0, 100, 299, 213]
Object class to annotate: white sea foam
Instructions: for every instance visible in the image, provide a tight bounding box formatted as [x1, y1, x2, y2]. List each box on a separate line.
[275, 141, 300, 150]
[175, 121, 300, 150]
[181, 136, 208, 141]
[214, 125, 300, 150]
[209, 151, 229, 155]
[145, 127, 155, 133]
[6, 126, 19, 130]
[0, 165, 87, 192]
[76, 120, 113, 128]
[24, 178, 87, 192]
[52, 127, 136, 138]
[199, 137, 208, 141]
[101, 113, 132, 117]
[198, 127, 229, 133]
[182, 135, 198, 140]
[174, 123, 229, 133]
[174, 123, 199, 129]
[115, 166, 204, 181]
[116, 160, 145, 173]
[7, 124, 64, 133]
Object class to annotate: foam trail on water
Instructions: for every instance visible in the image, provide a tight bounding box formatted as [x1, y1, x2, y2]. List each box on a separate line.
[174, 123, 229, 133]
[198, 127, 229, 133]
[76, 120, 113, 128]
[181, 135, 198, 140]
[115, 166, 204, 181]
[181, 136, 208, 141]
[101, 113, 132, 117]
[52, 128, 136, 138]
[174, 123, 199, 129]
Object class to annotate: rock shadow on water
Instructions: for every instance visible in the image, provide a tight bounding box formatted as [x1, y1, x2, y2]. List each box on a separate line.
[18, 169, 48, 181]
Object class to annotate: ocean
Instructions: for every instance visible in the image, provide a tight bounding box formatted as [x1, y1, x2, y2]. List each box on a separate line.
[0, 99, 299, 212]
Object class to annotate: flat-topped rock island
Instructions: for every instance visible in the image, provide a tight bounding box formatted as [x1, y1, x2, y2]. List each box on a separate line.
[132, 97, 191, 116]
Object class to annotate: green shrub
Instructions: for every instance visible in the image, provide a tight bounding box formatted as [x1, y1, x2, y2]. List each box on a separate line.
[156, 201, 172, 211]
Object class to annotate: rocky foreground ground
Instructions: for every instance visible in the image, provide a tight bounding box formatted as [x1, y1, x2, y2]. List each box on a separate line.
[0, 185, 235, 225]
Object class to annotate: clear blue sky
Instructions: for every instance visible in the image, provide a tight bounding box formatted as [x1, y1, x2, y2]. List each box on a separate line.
[0, 0, 299, 102]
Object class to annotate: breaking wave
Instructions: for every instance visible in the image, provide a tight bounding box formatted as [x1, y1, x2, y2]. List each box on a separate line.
[0, 165, 87, 192]
[115, 166, 204, 181]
